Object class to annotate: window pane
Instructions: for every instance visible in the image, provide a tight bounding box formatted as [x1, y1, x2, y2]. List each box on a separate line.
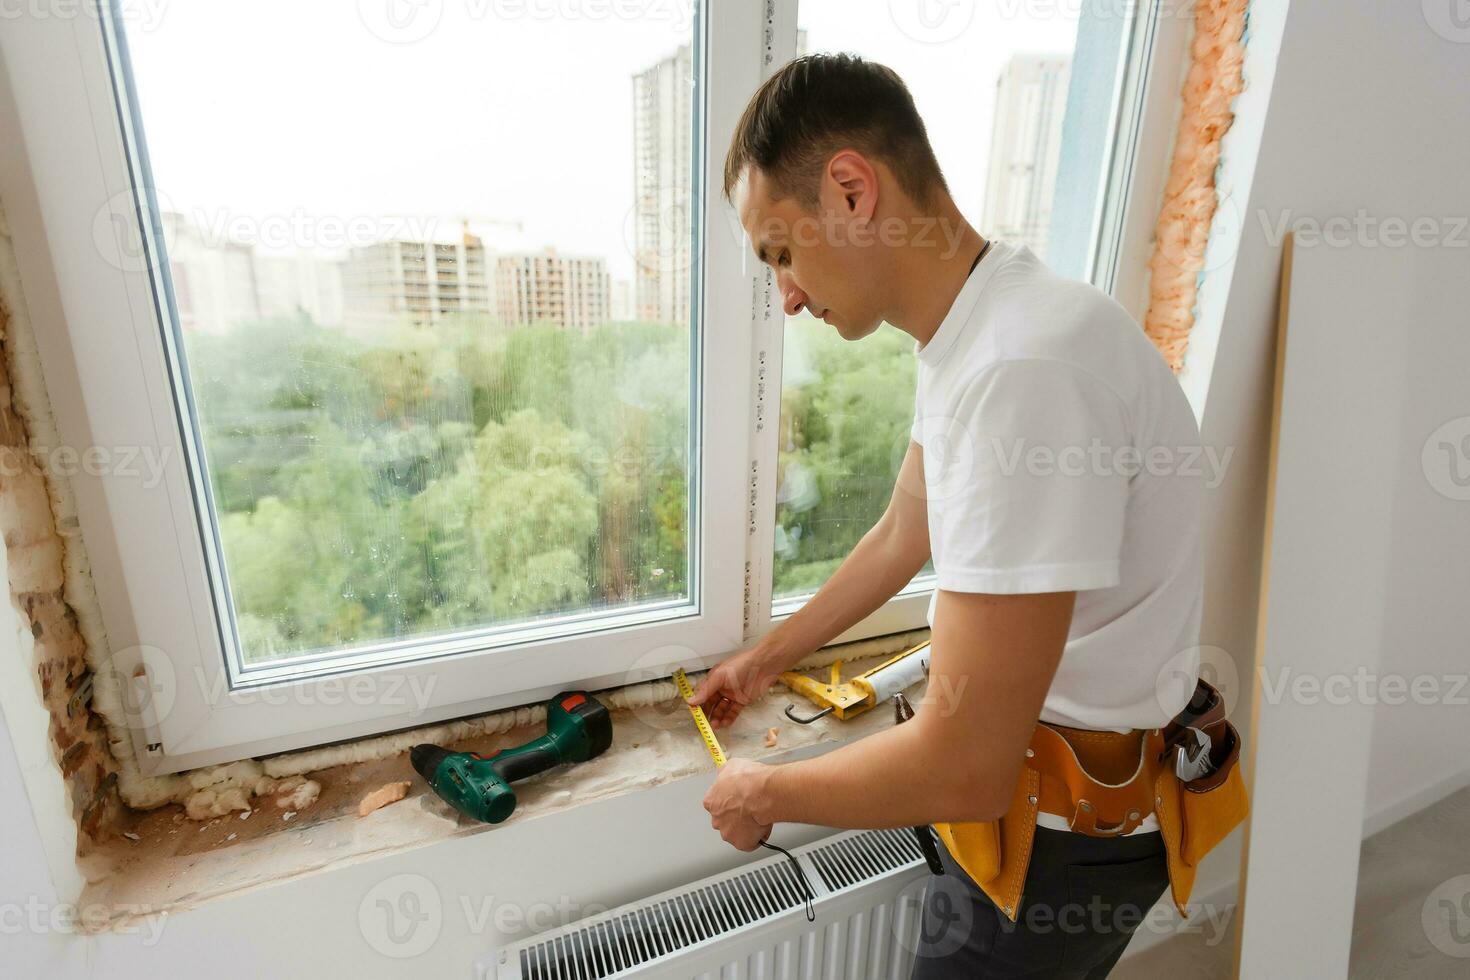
[774, 4, 1120, 599]
[114, 3, 698, 667]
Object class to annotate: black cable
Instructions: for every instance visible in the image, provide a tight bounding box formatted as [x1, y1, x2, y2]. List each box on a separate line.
[758, 839, 816, 922]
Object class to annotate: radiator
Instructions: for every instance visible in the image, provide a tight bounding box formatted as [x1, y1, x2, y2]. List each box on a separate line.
[478, 827, 932, 980]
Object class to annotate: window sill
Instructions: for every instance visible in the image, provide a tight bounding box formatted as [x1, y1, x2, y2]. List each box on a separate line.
[77, 651, 914, 933]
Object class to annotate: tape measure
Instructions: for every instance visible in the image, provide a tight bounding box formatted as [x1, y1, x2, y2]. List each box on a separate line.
[671, 667, 819, 922]
[672, 667, 726, 767]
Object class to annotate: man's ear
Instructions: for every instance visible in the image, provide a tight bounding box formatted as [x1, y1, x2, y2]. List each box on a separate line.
[825, 150, 878, 219]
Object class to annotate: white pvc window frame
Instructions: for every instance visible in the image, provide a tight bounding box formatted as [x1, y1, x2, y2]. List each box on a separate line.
[0, 0, 1181, 773]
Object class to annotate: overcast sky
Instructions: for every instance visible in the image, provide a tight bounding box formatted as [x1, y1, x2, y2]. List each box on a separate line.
[124, 1, 1077, 282]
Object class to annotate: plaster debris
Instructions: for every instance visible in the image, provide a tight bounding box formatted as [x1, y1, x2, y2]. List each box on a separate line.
[272, 777, 320, 811]
[357, 781, 412, 817]
[189, 760, 266, 792]
[84, 585, 923, 818]
[122, 832, 140, 842]
[0, 216, 131, 843]
[76, 678, 914, 927]
[764, 727, 780, 748]
[183, 787, 252, 822]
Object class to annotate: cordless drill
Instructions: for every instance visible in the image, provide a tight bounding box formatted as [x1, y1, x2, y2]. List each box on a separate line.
[410, 691, 612, 823]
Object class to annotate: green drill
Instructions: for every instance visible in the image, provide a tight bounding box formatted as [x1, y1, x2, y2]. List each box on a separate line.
[410, 691, 612, 823]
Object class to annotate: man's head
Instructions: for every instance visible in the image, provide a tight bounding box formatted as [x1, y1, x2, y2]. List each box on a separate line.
[724, 53, 952, 341]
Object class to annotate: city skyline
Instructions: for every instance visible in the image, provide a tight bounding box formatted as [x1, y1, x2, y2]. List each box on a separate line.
[164, 210, 628, 336]
[154, 35, 1071, 337]
[124, 4, 1077, 336]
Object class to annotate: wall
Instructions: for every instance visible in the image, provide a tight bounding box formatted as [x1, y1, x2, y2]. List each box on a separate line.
[1189, 0, 1470, 844]
[0, 212, 123, 849]
[0, 628, 847, 978]
[6, 0, 1470, 974]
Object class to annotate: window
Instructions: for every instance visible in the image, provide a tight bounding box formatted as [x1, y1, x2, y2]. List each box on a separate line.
[771, 1, 1163, 604]
[2, 0, 1177, 770]
[124, 0, 699, 667]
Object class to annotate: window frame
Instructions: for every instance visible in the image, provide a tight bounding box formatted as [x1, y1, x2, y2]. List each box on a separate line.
[0, 0, 1182, 773]
[758, 0, 1184, 639]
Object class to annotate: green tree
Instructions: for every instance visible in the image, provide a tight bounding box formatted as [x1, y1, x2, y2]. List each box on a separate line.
[406, 408, 600, 626]
[190, 309, 698, 661]
[773, 319, 918, 595]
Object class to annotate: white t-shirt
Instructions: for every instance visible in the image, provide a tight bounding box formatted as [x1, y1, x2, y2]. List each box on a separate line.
[911, 240, 1204, 835]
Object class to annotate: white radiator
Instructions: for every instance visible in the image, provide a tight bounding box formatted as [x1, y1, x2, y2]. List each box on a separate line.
[478, 827, 932, 980]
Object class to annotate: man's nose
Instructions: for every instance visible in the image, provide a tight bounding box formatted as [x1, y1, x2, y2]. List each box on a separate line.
[780, 277, 809, 317]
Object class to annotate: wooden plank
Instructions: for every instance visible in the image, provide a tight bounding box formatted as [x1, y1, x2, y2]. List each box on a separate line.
[1233, 234, 1411, 976]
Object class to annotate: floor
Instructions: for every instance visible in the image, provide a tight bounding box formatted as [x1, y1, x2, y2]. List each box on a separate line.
[1112, 785, 1470, 978]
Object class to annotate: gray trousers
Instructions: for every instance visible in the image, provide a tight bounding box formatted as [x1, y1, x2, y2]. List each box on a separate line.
[909, 826, 1170, 978]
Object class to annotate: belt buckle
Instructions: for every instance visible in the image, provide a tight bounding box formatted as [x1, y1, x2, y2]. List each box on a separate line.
[1174, 727, 1214, 781]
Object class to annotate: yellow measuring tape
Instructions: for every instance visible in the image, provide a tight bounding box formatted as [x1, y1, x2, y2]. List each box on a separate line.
[672, 667, 818, 921]
[671, 667, 726, 767]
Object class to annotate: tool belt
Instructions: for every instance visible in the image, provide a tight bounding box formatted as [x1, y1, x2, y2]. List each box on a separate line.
[931, 679, 1249, 922]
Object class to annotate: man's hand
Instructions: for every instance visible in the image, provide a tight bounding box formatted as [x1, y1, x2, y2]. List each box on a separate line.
[689, 646, 783, 730]
[686, 441, 931, 734]
[709, 589, 1077, 832]
[703, 758, 773, 851]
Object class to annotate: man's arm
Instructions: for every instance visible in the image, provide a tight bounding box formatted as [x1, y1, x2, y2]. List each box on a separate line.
[693, 441, 932, 729]
[702, 587, 1075, 846]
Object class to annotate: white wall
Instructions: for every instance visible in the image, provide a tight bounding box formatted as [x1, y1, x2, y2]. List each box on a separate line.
[1191, 0, 1470, 838]
[5, 1, 1470, 975]
[0, 689, 845, 978]
[1, 700, 88, 976]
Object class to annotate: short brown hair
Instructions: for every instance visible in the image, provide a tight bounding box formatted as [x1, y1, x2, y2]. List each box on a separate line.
[722, 53, 949, 211]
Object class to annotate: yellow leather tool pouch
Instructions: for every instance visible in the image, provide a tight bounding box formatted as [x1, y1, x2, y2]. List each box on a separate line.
[932, 681, 1249, 922]
[932, 816, 1001, 884]
[1179, 720, 1249, 866]
[931, 763, 1040, 920]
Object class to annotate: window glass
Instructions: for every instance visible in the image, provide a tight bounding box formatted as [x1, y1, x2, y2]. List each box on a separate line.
[774, 3, 1090, 598]
[115, 3, 698, 666]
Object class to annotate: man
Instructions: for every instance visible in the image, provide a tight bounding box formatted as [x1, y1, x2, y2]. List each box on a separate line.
[691, 53, 1204, 977]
